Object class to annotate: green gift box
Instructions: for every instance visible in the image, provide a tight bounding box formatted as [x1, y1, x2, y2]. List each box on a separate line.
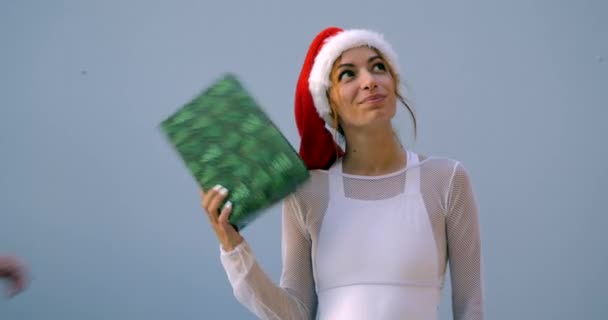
[159, 74, 310, 230]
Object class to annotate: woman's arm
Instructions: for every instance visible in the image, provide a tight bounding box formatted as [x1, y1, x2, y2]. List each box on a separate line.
[446, 163, 484, 320]
[219, 194, 316, 319]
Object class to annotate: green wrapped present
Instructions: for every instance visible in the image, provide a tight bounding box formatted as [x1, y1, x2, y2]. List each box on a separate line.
[159, 73, 310, 230]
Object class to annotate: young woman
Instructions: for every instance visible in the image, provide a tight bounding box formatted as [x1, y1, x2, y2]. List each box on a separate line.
[202, 26, 484, 319]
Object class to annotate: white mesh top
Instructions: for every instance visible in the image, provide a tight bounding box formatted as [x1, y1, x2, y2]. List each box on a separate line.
[220, 151, 484, 319]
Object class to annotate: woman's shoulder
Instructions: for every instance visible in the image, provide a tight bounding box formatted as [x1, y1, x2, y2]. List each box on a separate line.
[283, 169, 331, 227]
[416, 152, 471, 181]
[286, 169, 330, 204]
[299, 169, 331, 195]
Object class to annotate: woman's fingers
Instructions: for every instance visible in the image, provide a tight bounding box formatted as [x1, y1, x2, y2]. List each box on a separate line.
[202, 185, 229, 224]
[201, 185, 220, 209]
[208, 186, 229, 216]
[217, 201, 244, 251]
[217, 201, 232, 226]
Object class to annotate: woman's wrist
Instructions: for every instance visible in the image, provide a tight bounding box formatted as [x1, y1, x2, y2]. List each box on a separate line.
[221, 235, 244, 252]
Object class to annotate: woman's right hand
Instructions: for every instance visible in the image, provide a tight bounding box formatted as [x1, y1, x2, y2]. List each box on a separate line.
[201, 185, 244, 252]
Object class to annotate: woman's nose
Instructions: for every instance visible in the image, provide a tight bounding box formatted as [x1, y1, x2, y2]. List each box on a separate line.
[359, 70, 378, 90]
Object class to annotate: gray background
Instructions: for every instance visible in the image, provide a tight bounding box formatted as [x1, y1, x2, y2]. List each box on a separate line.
[1, 0, 606, 319]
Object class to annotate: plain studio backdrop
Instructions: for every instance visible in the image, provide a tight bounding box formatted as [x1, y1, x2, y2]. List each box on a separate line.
[1, 1, 606, 319]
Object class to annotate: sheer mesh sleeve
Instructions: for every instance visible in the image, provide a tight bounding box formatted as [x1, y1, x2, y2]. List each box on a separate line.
[219, 193, 315, 320]
[446, 163, 485, 319]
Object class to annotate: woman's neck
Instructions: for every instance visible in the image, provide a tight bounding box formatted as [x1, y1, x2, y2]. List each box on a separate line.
[341, 126, 407, 176]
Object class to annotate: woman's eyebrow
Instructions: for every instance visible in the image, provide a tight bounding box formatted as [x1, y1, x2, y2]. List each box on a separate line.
[337, 55, 382, 69]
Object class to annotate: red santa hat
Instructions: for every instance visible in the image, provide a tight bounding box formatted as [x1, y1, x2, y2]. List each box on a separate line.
[294, 27, 400, 170]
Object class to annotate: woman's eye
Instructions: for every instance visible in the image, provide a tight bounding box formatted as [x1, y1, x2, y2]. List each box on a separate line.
[373, 62, 387, 72]
[338, 70, 355, 81]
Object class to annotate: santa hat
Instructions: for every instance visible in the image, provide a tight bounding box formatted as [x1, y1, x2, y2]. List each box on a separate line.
[294, 26, 400, 170]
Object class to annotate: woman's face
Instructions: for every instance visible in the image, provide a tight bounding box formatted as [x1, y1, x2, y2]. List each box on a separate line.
[328, 46, 397, 132]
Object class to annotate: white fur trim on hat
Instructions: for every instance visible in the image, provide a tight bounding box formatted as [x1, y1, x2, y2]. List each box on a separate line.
[308, 29, 399, 124]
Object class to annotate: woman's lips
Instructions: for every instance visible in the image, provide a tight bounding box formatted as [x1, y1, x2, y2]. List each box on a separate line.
[360, 94, 386, 104]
